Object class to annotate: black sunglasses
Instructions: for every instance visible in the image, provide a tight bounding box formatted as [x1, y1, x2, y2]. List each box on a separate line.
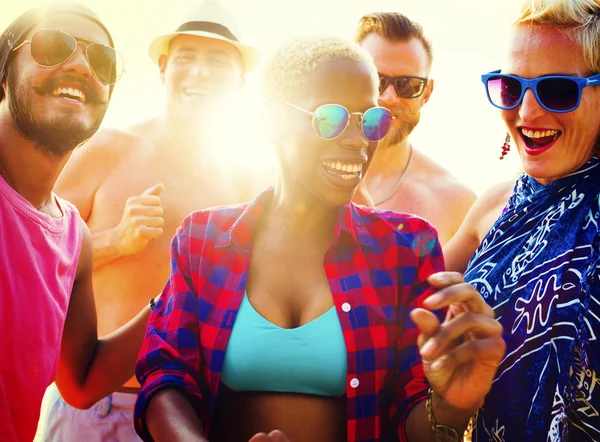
[12, 29, 124, 85]
[378, 73, 428, 98]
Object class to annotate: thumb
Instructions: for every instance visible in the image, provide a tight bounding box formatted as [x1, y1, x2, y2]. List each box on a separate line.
[142, 183, 164, 196]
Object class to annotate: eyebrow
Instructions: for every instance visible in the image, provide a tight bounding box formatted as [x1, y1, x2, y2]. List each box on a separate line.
[175, 47, 231, 57]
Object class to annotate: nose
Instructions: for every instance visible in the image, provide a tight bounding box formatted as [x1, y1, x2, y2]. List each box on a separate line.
[59, 42, 93, 80]
[518, 87, 546, 123]
[339, 115, 369, 151]
[378, 83, 398, 105]
[188, 61, 212, 78]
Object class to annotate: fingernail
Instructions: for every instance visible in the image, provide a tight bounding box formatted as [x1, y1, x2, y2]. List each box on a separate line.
[421, 340, 437, 358]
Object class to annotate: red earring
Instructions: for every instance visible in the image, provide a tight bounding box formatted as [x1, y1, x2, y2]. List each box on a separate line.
[500, 133, 511, 160]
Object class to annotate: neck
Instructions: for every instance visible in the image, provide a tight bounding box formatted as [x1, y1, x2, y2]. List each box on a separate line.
[0, 107, 71, 209]
[368, 137, 412, 177]
[268, 179, 339, 238]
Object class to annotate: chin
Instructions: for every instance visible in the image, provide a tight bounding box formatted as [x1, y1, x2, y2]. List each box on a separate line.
[521, 163, 565, 184]
[321, 189, 356, 208]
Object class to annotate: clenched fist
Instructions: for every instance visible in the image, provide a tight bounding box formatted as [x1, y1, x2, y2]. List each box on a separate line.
[114, 183, 165, 256]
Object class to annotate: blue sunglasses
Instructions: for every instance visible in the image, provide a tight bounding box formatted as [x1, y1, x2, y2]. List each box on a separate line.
[482, 69, 600, 113]
[281, 101, 394, 142]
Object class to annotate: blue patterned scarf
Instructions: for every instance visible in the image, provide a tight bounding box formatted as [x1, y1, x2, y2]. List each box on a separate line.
[465, 158, 600, 442]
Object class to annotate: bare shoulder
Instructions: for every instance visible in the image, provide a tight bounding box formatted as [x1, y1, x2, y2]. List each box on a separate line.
[470, 179, 515, 238]
[55, 120, 157, 217]
[473, 180, 514, 214]
[60, 120, 157, 179]
[412, 150, 477, 208]
[76, 122, 150, 160]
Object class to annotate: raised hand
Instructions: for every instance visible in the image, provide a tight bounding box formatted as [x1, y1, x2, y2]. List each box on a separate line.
[410, 271, 506, 412]
[114, 183, 165, 256]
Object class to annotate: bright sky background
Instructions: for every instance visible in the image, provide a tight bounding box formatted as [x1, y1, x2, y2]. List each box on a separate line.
[4, 0, 525, 195]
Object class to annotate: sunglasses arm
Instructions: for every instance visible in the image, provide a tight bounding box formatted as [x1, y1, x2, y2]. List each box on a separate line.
[280, 100, 314, 116]
[11, 41, 30, 53]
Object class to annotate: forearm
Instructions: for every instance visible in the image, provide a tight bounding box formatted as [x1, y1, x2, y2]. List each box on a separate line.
[146, 389, 207, 442]
[57, 303, 152, 408]
[405, 394, 474, 442]
[91, 226, 123, 269]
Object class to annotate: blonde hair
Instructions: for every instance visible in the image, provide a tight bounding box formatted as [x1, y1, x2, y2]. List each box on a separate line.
[516, 0, 600, 72]
[261, 35, 379, 101]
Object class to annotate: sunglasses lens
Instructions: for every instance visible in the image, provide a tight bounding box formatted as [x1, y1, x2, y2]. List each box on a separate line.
[30, 30, 76, 67]
[378, 74, 388, 95]
[313, 104, 349, 139]
[395, 77, 426, 98]
[487, 76, 522, 109]
[87, 43, 123, 85]
[362, 107, 393, 141]
[537, 78, 579, 111]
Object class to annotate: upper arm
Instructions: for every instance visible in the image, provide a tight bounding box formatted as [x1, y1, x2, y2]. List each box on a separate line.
[443, 181, 513, 273]
[54, 130, 120, 221]
[446, 183, 477, 240]
[56, 220, 98, 403]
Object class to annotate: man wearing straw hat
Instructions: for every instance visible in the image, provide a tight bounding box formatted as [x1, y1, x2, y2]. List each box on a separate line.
[38, 1, 261, 440]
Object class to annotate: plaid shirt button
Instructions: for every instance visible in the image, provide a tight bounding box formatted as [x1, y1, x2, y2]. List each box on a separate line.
[350, 378, 360, 388]
[342, 302, 351, 312]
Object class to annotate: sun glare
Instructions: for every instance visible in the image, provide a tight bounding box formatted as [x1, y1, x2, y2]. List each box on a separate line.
[3, 0, 524, 194]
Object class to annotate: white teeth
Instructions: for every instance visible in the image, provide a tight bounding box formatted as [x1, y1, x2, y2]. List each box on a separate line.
[522, 128, 559, 139]
[321, 161, 363, 178]
[184, 88, 212, 96]
[51, 86, 85, 102]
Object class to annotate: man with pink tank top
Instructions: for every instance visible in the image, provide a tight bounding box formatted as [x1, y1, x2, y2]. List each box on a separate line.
[0, 3, 158, 441]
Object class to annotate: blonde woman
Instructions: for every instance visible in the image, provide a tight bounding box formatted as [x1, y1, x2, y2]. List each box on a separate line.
[438, 0, 600, 440]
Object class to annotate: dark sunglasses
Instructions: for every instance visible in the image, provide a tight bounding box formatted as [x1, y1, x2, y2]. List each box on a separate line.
[12, 29, 124, 85]
[378, 73, 428, 98]
[281, 101, 394, 142]
[482, 69, 600, 113]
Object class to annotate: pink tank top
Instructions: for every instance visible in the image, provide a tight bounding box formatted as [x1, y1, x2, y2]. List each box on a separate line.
[0, 174, 82, 442]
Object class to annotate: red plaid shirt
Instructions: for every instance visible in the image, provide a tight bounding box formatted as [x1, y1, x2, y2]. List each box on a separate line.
[134, 189, 444, 442]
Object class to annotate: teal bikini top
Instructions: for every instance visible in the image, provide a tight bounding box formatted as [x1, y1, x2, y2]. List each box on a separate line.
[220, 292, 347, 397]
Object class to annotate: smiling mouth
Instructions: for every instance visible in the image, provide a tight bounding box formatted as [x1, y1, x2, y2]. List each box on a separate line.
[322, 160, 362, 180]
[520, 128, 561, 149]
[183, 88, 215, 97]
[50, 86, 86, 104]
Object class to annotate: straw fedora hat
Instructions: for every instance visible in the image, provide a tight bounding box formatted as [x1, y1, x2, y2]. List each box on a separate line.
[148, 0, 260, 71]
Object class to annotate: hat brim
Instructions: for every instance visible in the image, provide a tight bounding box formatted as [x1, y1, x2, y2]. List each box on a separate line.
[148, 31, 260, 71]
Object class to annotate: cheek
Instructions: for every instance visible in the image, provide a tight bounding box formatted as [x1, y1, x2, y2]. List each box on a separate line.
[499, 109, 519, 135]
[165, 67, 187, 90]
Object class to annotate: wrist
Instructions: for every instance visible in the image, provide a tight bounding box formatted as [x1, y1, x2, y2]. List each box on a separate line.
[430, 389, 478, 434]
[109, 225, 128, 257]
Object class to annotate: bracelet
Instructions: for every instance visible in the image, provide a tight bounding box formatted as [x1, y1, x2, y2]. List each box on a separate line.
[426, 388, 479, 442]
[149, 297, 156, 312]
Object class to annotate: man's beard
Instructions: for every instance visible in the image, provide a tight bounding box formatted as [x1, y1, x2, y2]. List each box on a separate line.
[8, 73, 108, 157]
[379, 106, 421, 150]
